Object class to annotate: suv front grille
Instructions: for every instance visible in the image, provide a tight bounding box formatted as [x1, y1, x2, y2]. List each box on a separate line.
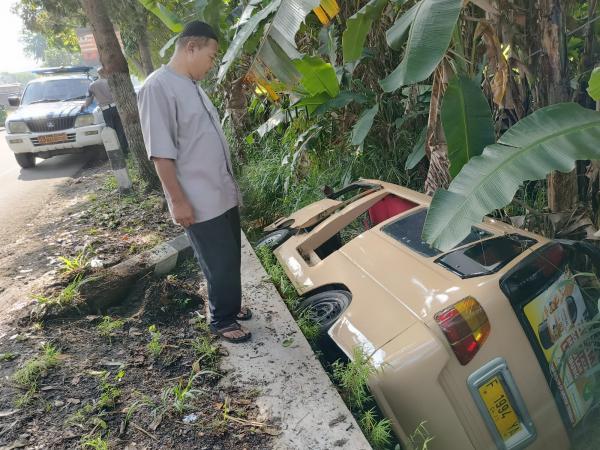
[26, 116, 76, 132]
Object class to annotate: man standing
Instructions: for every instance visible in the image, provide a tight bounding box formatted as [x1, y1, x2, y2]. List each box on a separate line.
[83, 67, 128, 152]
[137, 21, 251, 343]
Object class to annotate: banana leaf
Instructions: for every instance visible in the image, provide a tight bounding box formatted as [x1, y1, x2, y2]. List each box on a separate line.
[588, 67, 600, 101]
[217, 0, 281, 83]
[342, 0, 389, 64]
[386, 1, 419, 51]
[405, 127, 427, 169]
[351, 103, 379, 146]
[423, 103, 600, 251]
[293, 55, 340, 97]
[138, 0, 183, 32]
[441, 75, 495, 177]
[380, 0, 462, 92]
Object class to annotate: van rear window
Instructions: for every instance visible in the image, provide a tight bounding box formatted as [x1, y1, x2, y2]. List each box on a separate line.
[381, 209, 491, 257]
[435, 234, 537, 278]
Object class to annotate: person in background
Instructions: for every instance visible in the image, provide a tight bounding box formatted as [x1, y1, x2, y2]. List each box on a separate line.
[82, 67, 128, 152]
[137, 21, 252, 343]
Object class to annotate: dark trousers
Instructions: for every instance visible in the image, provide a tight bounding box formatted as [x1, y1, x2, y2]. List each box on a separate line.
[185, 207, 242, 329]
[102, 106, 128, 153]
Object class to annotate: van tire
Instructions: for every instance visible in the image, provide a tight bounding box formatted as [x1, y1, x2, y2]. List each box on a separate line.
[298, 290, 351, 332]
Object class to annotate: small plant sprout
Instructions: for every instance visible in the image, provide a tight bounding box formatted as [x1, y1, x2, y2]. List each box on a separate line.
[360, 408, 392, 449]
[96, 371, 121, 410]
[81, 433, 109, 450]
[191, 335, 219, 368]
[96, 316, 125, 342]
[147, 325, 162, 358]
[59, 246, 92, 274]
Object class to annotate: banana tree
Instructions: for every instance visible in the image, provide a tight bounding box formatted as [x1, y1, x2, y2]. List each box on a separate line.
[422, 103, 600, 251]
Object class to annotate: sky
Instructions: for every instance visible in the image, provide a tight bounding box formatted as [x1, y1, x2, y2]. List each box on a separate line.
[0, 1, 40, 73]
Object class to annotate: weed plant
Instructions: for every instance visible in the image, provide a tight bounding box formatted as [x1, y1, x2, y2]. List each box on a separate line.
[96, 316, 125, 341]
[13, 344, 60, 406]
[191, 335, 219, 368]
[81, 434, 109, 450]
[361, 408, 393, 449]
[35, 275, 85, 307]
[147, 325, 162, 358]
[58, 246, 91, 275]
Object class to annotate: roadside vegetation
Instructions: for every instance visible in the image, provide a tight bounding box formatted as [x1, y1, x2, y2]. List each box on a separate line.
[0, 259, 271, 449]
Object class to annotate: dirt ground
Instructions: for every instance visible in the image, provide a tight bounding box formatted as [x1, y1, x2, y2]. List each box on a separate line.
[0, 154, 178, 330]
[0, 157, 273, 449]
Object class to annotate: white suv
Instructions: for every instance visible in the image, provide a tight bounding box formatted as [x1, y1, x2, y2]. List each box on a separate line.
[5, 67, 105, 168]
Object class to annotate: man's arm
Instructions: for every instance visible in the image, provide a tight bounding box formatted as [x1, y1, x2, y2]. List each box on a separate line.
[153, 157, 195, 228]
[81, 86, 94, 111]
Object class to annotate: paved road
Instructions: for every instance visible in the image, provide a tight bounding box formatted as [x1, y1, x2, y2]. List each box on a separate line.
[0, 130, 94, 247]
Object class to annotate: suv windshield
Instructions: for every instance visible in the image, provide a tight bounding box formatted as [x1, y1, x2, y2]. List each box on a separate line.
[21, 78, 90, 105]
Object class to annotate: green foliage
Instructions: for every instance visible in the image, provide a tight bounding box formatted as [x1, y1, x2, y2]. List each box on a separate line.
[96, 316, 125, 341]
[361, 408, 393, 449]
[441, 74, 495, 177]
[423, 103, 600, 251]
[58, 246, 91, 274]
[405, 127, 426, 170]
[588, 66, 600, 101]
[342, 0, 389, 64]
[13, 344, 60, 406]
[352, 103, 380, 146]
[296, 310, 321, 343]
[409, 421, 435, 450]
[147, 325, 163, 358]
[0, 352, 17, 362]
[331, 347, 375, 409]
[97, 371, 121, 410]
[380, 0, 462, 91]
[217, 0, 281, 82]
[137, 0, 183, 32]
[191, 335, 220, 368]
[386, 2, 418, 51]
[293, 55, 340, 97]
[81, 434, 109, 450]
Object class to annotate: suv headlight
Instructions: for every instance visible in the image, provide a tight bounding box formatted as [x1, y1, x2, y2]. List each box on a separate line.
[75, 114, 95, 128]
[7, 121, 29, 134]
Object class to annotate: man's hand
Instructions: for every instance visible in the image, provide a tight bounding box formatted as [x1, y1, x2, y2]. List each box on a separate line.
[172, 199, 195, 228]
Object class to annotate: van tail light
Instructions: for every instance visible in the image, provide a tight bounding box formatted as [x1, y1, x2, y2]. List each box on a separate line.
[434, 297, 490, 365]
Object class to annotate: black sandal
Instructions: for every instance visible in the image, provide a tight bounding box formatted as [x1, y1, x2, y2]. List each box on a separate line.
[210, 322, 252, 343]
[237, 306, 252, 321]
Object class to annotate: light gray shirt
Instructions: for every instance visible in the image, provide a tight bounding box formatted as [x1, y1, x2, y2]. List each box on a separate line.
[88, 79, 114, 106]
[137, 65, 240, 224]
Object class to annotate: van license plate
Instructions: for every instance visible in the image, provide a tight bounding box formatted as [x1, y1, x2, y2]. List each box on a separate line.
[478, 376, 522, 440]
[38, 133, 67, 144]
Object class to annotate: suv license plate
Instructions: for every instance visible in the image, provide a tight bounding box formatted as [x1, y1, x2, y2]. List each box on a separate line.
[478, 376, 522, 440]
[38, 133, 67, 144]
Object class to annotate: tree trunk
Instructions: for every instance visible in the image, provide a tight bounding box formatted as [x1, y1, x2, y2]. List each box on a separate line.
[138, 15, 154, 76]
[537, 0, 577, 212]
[424, 63, 451, 195]
[79, 0, 160, 190]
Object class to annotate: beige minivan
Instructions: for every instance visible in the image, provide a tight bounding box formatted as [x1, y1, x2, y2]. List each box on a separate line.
[259, 179, 600, 450]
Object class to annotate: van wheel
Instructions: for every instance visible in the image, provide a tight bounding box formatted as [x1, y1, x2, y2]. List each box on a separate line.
[15, 153, 36, 168]
[256, 228, 292, 250]
[298, 290, 351, 331]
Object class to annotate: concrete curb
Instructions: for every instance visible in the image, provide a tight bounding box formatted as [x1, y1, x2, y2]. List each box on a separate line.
[138, 232, 371, 450]
[109, 233, 194, 278]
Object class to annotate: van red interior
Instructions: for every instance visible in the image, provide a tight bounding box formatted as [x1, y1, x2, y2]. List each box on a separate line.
[367, 195, 418, 227]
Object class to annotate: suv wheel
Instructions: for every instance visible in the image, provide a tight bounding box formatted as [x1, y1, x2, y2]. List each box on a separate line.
[256, 228, 293, 250]
[298, 290, 351, 331]
[15, 153, 36, 169]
